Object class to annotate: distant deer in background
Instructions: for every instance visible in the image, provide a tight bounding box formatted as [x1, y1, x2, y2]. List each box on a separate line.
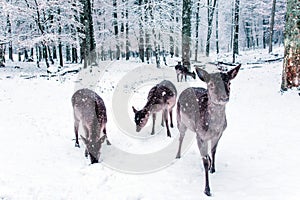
[72, 88, 111, 164]
[175, 62, 196, 82]
[132, 80, 177, 137]
[176, 64, 241, 196]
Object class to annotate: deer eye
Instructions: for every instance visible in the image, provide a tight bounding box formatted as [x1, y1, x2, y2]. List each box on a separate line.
[208, 83, 215, 88]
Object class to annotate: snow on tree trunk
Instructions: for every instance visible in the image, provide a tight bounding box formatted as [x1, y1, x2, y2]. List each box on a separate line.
[215, 0, 219, 54]
[113, 0, 120, 60]
[182, 0, 192, 70]
[233, 0, 240, 63]
[281, 0, 300, 90]
[125, 0, 130, 60]
[138, 0, 145, 63]
[269, 0, 277, 53]
[80, 0, 96, 68]
[194, 1, 200, 61]
[0, 44, 4, 67]
[205, 0, 217, 57]
[7, 14, 13, 62]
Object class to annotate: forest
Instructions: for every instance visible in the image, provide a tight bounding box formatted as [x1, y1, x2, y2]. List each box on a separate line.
[0, 0, 287, 69]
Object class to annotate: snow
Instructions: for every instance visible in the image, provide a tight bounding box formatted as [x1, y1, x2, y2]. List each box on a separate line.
[1, 48, 300, 199]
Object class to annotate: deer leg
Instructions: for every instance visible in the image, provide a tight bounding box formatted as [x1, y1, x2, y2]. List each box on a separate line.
[196, 136, 211, 196]
[176, 124, 187, 158]
[85, 149, 89, 158]
[103, 127, 111, 145]
[169, 109, 174, 128]
[151, 113, 156, 135]
[74, 118, 80, 148]
[161, 111, 164, 127]
[203, 155, 212, 196]
[210, 139, 220, 173]
[163, 109, 171, 137]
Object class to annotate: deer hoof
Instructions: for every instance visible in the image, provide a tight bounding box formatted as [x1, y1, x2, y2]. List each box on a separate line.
[176, 154, 181, 159]
[204, 189, 211, 196]
[106, 140, 111, 145]
[75, 143, 80, 148]
[170, 124, 174, 128]
[167, 133, 171, 137]
[210, 168, 215, 174]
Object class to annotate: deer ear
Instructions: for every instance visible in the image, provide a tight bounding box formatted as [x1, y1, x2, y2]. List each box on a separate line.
[195, 67, 210, 83]
[132, 106, 137, 114]
[80, 135, 88, 146]
[99, 135, 106, 144]
[228, 64, 241, 80]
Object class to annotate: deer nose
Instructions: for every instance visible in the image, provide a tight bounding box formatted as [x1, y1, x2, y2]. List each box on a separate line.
[221, 96, 229, 102]
[136, 126, 142, 132]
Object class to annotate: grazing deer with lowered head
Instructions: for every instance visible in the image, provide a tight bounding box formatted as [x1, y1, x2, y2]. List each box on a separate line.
[176, 64, 241, 196]
[175, 62, 196, 82]
[72, 88, 111, 164]
[132, 80, 177, 137]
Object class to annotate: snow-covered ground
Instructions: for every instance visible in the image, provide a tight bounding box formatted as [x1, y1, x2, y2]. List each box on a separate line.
[0, 48, 300, 200]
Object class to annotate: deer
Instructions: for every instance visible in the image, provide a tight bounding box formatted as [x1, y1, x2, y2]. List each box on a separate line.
[132, 80, 177, 137]
[176, 64, 241, 196]
[175, 62, 196, 82]
[72, 88, 111, 164]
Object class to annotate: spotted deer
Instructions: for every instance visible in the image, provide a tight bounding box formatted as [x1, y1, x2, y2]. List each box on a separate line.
[72, 88, 111, 164]
[132, 80, 177, 137]
[176, 64, 241, 196]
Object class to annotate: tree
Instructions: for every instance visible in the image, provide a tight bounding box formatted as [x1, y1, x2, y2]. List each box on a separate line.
[138, 0, 145, 62]
[113, 0, 120, 60]
[205, 0, 217, 57]
[182, 0, 191, 69]
[194, 0, 200, 61]
[233, 0, 240, 63]
[269, 0, 277, 53]
[80, 0, 96, 68]
[215, 0, 219, 54]
[281, 0, 300, 90]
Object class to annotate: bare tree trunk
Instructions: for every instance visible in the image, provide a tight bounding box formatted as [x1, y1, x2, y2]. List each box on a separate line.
[182, 0, 192, 69]
[281, 0, 300, 90]
[138, 0, 145, 62]
[58, 8, 63, 67]
[80, 0, 96, 68]
[66, 45, 71, 61]
[205, 0, 217, 57]
[269, 0, 277, 53]
[113, 0, 120, 60]
[215, 0, 219, 54]
[0, 44, 5, 67]
[230, 1, 234, 51]
[233, 0, 240, 63]
[125, 0, 130, 60]
[262, 17, 269, 49]
[24, 49, 29, 61]
[52, 46, 57, 59]
[7, 14, 13, 62]
[195, 1, 200, 61]
[145, 0, 151, 64]
[72, 46, 78, 63]
[47, 46, 54, 64]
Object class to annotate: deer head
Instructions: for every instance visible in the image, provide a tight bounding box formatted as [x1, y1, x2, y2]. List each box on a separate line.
[80, 135, 106, 164]
[195, 64, 241, 105]
[132, 106, 150, 132]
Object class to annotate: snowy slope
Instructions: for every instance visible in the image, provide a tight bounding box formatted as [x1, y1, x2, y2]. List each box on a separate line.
[0, 49, 300, 200]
